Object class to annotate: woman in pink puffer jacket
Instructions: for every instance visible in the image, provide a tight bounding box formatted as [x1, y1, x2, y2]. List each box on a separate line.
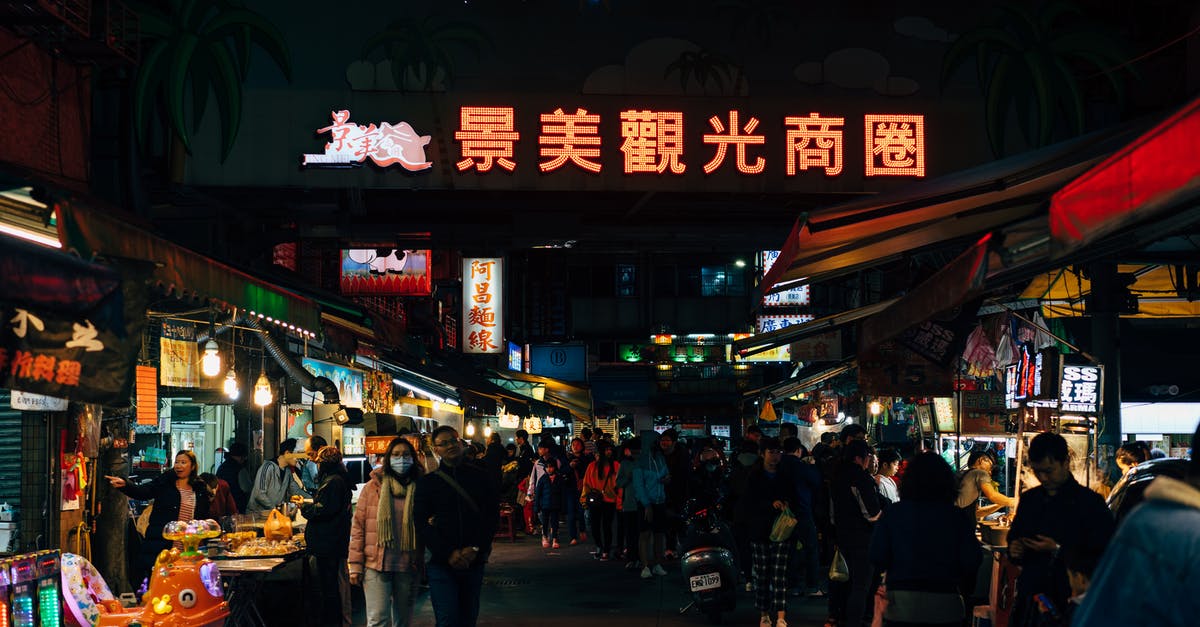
[348, 436, 424, 627]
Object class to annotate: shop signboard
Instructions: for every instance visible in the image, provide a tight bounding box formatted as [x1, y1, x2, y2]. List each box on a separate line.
[529, 343, 587, 382]
[858, 340, 954, 396]
[463, 258, 503, 354]
[789, 330, 842, 363]
[10, 391, 68, 411]
[340, 249, 431, 296]
[933, 397, 956, 433]
[1004, 347, 1061, 409]
[449, 107, 924, 179]
[894, 302, 979, 367]
[1059, 361, 1102, 414]
[711, 425, 730, 438]
[301, 357, 365, 408]
[959, 391, 1008, 434]
[159, 320, 199, 388]
[760, 251, 810, 307]
[301, 110, 433, 170]
[508, 341, 523, 372]
[0, 282, 147, 406]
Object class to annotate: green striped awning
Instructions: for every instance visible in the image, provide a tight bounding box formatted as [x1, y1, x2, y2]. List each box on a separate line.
[56, 201, 321, 335]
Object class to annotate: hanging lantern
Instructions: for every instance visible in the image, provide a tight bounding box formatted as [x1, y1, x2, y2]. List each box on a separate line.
[223, 369, 239, 400]
[465, 421, 476, 438]
[253, 371, 273, 407]
[200, 339, 221, 377]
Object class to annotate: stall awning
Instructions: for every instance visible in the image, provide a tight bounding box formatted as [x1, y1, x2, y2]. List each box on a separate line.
[488, 370, 593, 420]
[761, 125, 1143, 295]
[0, 231, 121, 315]
[860, 233, 992, 349]
[732, 299, 897, 358]
[357, 355, 461, 404]
[56, 202, 321, 334]
[1019, 264, 1200, 318]
[1050, 96, 1200, 258]
[744, 360, 856, 401]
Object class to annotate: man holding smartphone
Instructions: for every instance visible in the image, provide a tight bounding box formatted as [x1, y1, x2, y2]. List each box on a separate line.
[1007, 433, 1114, 625]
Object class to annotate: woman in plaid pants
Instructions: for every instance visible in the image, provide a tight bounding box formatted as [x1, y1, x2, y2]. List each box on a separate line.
[744, 436, 799, 627]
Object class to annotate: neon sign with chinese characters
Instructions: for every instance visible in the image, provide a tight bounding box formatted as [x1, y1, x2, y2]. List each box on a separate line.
[463, 258, 503, 354]
[302, 110, 433, 170]
[452, 106, 925, 178]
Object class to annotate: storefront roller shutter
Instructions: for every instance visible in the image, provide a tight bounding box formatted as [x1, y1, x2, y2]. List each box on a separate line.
[0, 392, 23, 516]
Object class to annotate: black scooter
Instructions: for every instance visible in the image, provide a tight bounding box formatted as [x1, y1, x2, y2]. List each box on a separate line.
[677, 498, 738, 624]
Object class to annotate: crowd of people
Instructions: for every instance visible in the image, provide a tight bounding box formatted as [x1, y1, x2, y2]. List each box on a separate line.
[102, 417, 1200, 627]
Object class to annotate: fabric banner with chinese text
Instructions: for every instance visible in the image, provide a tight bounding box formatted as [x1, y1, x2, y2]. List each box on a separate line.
[159, 320, 199, 387]
[0, 267, 149, 406]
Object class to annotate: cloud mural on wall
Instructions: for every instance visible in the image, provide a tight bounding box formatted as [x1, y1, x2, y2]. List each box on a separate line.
[583, 37, 749, 96]
[893, 16, 956, 43]
[793, 47, 920, 97]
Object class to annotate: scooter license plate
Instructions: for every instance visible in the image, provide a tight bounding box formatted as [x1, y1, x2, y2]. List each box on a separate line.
[689, 572, 721, 592]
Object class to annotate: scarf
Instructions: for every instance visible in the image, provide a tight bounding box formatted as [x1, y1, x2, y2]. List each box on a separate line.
[377, 473, 417, 552]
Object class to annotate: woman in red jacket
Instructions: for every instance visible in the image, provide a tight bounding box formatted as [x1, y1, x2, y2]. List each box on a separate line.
[582, 441, 620, 560]
[348, 436, 424, 627]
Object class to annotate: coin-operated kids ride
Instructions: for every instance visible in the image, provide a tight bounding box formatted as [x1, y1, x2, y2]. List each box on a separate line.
[96, 520, 228, 627]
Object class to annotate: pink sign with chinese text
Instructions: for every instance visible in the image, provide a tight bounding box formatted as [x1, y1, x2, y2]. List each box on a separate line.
[463, 258, 503, 354]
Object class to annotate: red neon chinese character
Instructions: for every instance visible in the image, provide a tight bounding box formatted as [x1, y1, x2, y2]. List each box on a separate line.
[702, 111, 766, 174]
[31, 354, 56, 382]
[468, 305, 496, 328]
[55, 359, 82, 386]
[317, 110, 355, 151]
[865, 114, 925, 177]
[619, 110, 686, 174]
[539, 108, 602, 173]
[10, 350, 33, 378]
[473, 282, 493, 304]
[470, 259, 495, 281]
[784, 113, 844, 176]
[468, 329, 499, 352]
[456, 107, 521, 172]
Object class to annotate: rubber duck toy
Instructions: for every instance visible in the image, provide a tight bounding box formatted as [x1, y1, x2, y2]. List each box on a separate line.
[152, 595, 173, 615]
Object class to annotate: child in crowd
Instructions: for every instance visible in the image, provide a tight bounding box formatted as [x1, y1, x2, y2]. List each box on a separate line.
[1031, 544, 1099, 626]
[534, 459, 570, 549]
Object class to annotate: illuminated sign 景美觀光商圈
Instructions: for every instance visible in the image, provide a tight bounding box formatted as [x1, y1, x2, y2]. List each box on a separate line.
[301, 107, 926, 178]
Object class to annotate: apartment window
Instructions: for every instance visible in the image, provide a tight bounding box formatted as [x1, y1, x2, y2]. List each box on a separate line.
[701, 264, 746, 296]
[616, 264, 637, 298]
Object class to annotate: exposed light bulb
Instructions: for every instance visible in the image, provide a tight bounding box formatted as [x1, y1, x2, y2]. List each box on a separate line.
[483, 423, 493, 438]
[254, 371, 273, 407]
[465, 421, 476, 437]
[869, 401, 882, 416]
[224, 369, 239, 399]
[201, 339, 221, 377]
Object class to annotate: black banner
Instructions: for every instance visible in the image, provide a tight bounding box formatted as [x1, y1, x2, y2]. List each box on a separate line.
[0, 265, 149, 406]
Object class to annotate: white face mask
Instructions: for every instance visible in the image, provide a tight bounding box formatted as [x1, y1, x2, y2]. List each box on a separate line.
[390, 456, 414, 475]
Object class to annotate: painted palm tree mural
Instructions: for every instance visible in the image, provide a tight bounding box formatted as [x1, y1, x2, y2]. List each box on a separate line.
[941, 0, 1138, 156]
[361, 14, 491, 93]
[664, 49, 744, 96]
[130, 0, 292, 165]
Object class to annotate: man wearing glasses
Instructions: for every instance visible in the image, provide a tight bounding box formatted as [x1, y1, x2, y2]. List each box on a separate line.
[414, 426, 499, 627]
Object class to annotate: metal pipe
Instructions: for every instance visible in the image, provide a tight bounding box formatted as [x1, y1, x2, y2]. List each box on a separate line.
[198, 312, 340, 405]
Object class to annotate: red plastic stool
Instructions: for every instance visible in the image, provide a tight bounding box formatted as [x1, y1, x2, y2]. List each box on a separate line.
[495, 504, 517, 543]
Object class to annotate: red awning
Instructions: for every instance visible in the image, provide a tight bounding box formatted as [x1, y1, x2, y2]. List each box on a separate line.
[1050, 96, 1200, 257]
[759, 126, 1133, 295]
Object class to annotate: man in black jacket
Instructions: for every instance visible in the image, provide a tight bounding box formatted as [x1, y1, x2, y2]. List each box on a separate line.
[831, 438, 881, 627]
[1007, 432, 1114, 626]
[414, 426, 499, 627]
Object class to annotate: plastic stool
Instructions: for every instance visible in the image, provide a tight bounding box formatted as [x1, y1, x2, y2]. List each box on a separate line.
[495, 504, 517, 543]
